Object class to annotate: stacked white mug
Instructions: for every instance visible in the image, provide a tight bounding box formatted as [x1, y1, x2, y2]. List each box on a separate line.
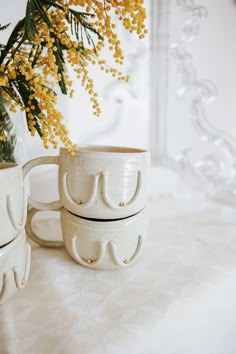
[0, 163, 31, 304]
[24, 146, 150, 270]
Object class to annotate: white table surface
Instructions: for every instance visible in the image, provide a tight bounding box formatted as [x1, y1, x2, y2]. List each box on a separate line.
[1, 197, 236, 354]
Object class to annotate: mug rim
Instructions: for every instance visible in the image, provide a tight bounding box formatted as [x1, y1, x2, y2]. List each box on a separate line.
[0, 230, 25, 257]
[61, 145, 149, 155]
[61, 207, 147, 228]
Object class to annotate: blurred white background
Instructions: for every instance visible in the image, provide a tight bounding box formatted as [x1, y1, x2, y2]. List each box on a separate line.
[2, 0, 236, 205]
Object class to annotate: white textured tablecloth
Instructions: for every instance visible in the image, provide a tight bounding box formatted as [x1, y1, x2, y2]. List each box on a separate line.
[1, 198, 236, 354]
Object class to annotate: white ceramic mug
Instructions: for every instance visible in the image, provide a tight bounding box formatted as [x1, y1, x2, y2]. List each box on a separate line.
[26, 207, 147, 270]
[61, 208, 147, 270]
[23, 146, 150, 220]
[0, 229, 31, 304]
[0, 163, 27, 247]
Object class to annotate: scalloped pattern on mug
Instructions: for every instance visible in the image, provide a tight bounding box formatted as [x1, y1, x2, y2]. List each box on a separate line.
[0, 231, 31, 305]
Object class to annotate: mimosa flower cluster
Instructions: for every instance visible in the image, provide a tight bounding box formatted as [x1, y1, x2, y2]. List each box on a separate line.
[0, 0, 147, 153]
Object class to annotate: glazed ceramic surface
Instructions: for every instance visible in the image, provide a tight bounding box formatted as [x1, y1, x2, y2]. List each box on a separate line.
[61, 208, 147, 270]
[23, 146, 150, 219]
[0, 163, 27, 247]
[0, 229, 31, 304]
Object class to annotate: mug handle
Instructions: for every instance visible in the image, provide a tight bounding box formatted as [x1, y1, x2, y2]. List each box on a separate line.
[23, 156, 63, 210]
[26, 207, 64, 248]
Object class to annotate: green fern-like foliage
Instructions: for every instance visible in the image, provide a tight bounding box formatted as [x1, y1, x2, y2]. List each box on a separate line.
[0, 0, 147, 151]
[0, 1, 102, 141]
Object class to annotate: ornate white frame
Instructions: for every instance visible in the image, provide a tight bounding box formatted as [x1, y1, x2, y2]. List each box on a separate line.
[150, 0, 236, 207]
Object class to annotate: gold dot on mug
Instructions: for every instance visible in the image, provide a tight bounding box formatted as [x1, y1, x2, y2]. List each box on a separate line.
[21, 279, 26, 285]
[124, 259, 129, 264]
[119, 201, 126, 207]
[75, 199, 82, 205]
[87, 259, 92, 264]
